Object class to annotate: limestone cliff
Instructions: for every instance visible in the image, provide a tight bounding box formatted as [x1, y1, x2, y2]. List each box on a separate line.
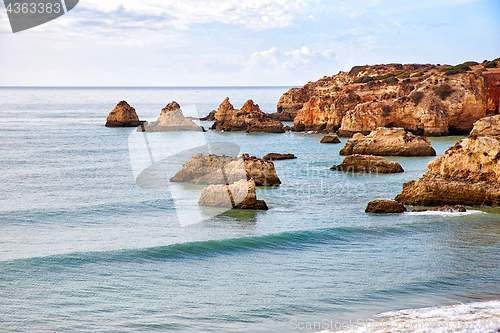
[211, 98, 285, 133]
[105, 101, 145, 127]
[395, 115, 500, 206]
[277, 60, 500, 135]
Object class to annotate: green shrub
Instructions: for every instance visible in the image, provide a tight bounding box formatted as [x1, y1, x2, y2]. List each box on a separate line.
[434, 84, 454, 100]
[440, 63, 471, 74]
[409, 91, 425, 105]
[484, 61, 498, 69]
[411, 73, 424, 78]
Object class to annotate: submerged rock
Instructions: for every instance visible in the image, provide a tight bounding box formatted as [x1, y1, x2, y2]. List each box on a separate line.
[139, 101, 204, 132]
[339, 127, 436, 156]
[170, 153, 281, 186]
[365, 200, 407, 213]
[262, 153, 297, 161]
[105, 101, 145, 127]
[320, 135, 341, 144]
[211, 98, 285, 133]
[332, 154, 404, 173]
[198, 179, 268, 210]
[396, 116, 500, 206]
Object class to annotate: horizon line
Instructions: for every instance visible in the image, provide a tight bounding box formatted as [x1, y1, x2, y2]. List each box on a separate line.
[0, 85, 300, 89]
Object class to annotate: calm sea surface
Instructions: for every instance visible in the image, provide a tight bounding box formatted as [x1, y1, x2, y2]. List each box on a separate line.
[1, 87, 500, 332]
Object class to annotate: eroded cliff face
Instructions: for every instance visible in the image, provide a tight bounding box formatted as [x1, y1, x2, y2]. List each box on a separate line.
[278, 62, 500, 136]
[395, 115, 500, 206]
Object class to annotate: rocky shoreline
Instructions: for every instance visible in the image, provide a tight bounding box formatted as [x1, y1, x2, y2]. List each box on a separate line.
[395, 115, 500, 207]
[107, 58, 500, 212]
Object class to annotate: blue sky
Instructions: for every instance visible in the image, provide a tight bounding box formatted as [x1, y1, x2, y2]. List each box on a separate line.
[0, 0, 499, 86]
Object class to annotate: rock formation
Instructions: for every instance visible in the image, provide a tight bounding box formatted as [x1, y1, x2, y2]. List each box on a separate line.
[105, 101, 145, 127]
[170, 153, 281, 186]
[198, 179, 268, 210]
[262, 153, 297, 161]
[339, 127, 436, 156]
[320, 135, 341, 144]
[469, 114, 500, 139]
[365, 200, 407, 213]
[139, 101, 205, 132]
[396, 116, 500, 206]
[200, 110, 216, 121]
[276, 60, 500, 135]
[332, 154, 404, 173]
[411, 206, 466, 213]
[211, 98, 285, 133]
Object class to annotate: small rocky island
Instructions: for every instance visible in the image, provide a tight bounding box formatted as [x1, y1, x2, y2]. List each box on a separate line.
[339, 127, 436, 156]
[170, 153, 281, 187]
[333, 154, 404, 173]
[211, 98, 285, 133]
[395, 115, 500, 206]
[320, 135, 341, 144]
[262, 153, 297, 161]
[199, 179, 268, 210]
[139, 101, 204, 132]
[105, 101, 146, 127]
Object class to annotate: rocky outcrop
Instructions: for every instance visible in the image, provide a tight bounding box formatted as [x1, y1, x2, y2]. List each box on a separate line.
[396, 116, 500, 206]
[198, 179, 268, 210]
[279, 60, 500, 135]
[262, 153, 297, 161]
[332, 154, 404, 173]
[139, 102, 204, 132]
[320, 135, 341, 144]
[105, 101, 145, 127]
[365, 200, 407, 213]
[412, 206, 466, 213]
[170, 153, 281, 186]
[200, 110, 216, 121]
[211, 98, 285, 133]
[469, 114, 500, 139]
[339, 127, 436, 156]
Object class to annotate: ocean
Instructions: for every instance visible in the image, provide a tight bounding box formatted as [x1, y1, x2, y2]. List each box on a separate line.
[1, 87, 500, 333]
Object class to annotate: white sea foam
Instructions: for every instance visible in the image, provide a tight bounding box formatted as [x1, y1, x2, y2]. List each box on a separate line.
[318, 300, 500, 333]
[405, 210, 486, 217]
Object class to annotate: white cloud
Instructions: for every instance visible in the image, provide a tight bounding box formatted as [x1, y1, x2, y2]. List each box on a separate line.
[78, 0, 312, 31]
[248, 46, 334, 72]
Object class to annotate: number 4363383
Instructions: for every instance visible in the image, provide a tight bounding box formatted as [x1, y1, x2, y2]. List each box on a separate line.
[5, 2, 62, 14]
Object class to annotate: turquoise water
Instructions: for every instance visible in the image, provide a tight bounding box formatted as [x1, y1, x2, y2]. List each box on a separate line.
[1, 87, 500, 332]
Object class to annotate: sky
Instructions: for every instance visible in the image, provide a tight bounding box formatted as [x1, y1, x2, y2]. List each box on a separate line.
[0, 0, 499, 86]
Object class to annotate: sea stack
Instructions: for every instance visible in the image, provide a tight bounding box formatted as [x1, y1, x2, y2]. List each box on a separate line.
[170, 153, 281, 187]
[198, 179, 268, 210]
[105, 101, 145, 127]
[139, 101, 204, 132]
[211, 98, 285, 133]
